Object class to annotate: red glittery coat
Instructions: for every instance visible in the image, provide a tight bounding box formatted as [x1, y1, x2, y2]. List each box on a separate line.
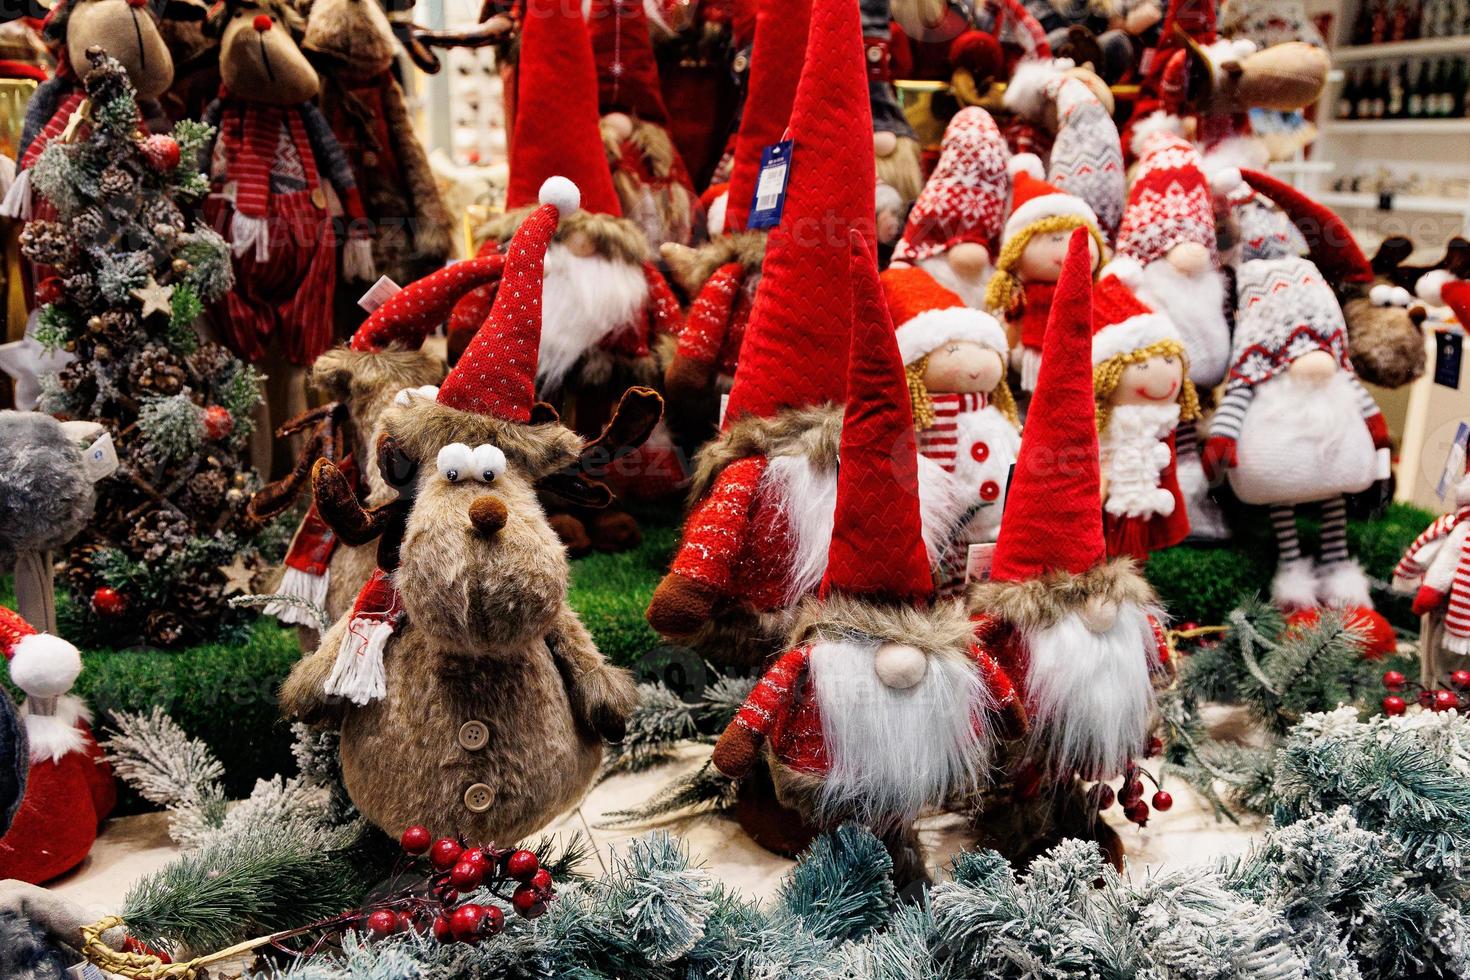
[676, 260, 756, 381]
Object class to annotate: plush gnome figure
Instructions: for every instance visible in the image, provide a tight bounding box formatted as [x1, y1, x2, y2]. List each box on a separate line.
[984, 155, 1105, 392]
[1393, 459, 1470, 687]
[659, 0, 810, 444]
[1090, 271, 1200, 561]
[1109, 121, 1233, 540]
[300, 0, 455, 287]
[889, 106, 1010, 309]
[862, 0, 924, 211]
[280, 178, 639, 843]
[886, 265, 1020, 593]
[969, 231, 1172, 825]
[712, 234, 1024, 887]
[1003, 57, 1125, 240]
[646, 0, 966, 669]
[1204, 172, 1391, 610]
[0, 606, 116, 884]
[587, 0, 700, 250]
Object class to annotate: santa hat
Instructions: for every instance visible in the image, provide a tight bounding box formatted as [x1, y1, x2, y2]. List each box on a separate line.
[586, 0, 671, 123]
[1438, 279, 1470, 328]
[506, 0, 621, 216]
[1241, 169, 1373, 286]
[1114, 125, 1216, 269]
[1090, 272, 1182, 366]
[1, 607, 81, 706]
[723, 0, 811, 233]
[720, 0, 874, 425]
[984, 155, 1103, 313]
[822, 233, 933, 605]
[990, 229, 1105, 582]
[891, 107, 1009, 267]
[883, 266, 1008, 365]
[437, 178, 579, 422]
[350, 255, 507, 352]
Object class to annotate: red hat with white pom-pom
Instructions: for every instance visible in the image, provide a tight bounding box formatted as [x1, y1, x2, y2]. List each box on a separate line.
[350, 255, 507, 353]
[882, 266, 1008, 366]
[436, 177, 579, 423]
[1, 606, 80, 703]
[1090, 271, 1182, 367]
[1115, 119, 1216, 269]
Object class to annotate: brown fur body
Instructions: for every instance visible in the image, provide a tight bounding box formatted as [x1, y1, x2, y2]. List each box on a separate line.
[1340, 293, 1427, 390]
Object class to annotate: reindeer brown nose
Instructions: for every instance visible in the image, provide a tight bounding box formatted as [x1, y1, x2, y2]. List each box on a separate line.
[468, 496, 508, 537]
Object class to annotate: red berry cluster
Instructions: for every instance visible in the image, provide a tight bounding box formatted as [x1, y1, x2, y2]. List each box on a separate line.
[349, 826, 556, 947]
[1089, 758, 1172, 828]
[1381, 669, 1470, 716]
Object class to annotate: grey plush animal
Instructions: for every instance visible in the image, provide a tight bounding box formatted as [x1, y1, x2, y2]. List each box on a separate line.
[0, 688, 25, 839]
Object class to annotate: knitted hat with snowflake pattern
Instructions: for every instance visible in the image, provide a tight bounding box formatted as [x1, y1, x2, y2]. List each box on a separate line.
[350, 255, 507, 352]
[436, 178, 578, 422]
[983, 155, 1104, 315]
[990, 229, 1106, 581]
[821, 233, 933, 605]
[1114, 126, 1216, 269]
[723, 0, 812, 233]
[720, 0, 875, 426]
[891, 107, 1009, 266]
[883, 266, 1008, 365]
[506, 0, 621, 216]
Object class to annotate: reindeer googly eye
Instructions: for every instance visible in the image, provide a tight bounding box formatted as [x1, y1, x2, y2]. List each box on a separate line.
[471, 444, 507, 483]
[1370, 284, 1395, 307]
[1390, 286, 1413, 308]
[436, 443, 473, 483]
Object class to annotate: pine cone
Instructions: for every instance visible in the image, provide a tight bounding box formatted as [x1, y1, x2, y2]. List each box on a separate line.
[129, 343, 186, 395]
[64, 272, 99, 307]
[95, 310, 139, 347]
[172, 576, 223, 619]
[128, 508, 192, 563]
[188, 342, 237, 383]
[99, 165, 134, 200]
[61, 542, 109, 595]
[74, 207, 108, 245]
[19, 221, 70, 266]
[183, 467, 229, 513]
[82, 49, 131, 104]
[144, 609, 185, 647]
[144, 197, 185, 232]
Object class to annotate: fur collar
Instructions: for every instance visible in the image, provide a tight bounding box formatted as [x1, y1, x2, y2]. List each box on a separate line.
[790, 593, 976, 658]
[688, 404, 842, 503]
[966, 559, 1159, 633]
[475, 207, 650, 267]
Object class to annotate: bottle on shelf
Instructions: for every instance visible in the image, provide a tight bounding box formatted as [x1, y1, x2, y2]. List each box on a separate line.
[1372, 65, 1390, 118]
[1452, 58, 1467, 117]
[1339, 68, 1361, 119]
[1371, 0, 1390, 42]
[1351, 0, 1374, 42]
[1388, 60, 1407, 117]
[1408, 58, 1431, 117]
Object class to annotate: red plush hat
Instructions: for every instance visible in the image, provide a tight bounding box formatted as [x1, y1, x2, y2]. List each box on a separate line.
[892, 107, 1009, 266]
[587, 0, 671, 123]
[1240, 169, 1373, 285]
[1090, 272, 1181, 366]
[720, 0, 874, 426]
[883, 266, 1008, 365]
[1442, 279, 1470, 328]
[723, 0, 812, 233]
[948, 29, 1004, 79]
[437, 178, 578, 422]
[1115, 126, 1216, 268]
[822, 233, 933, 605]
[506, 0, 621, 216]
[990, 229, 1105, 581]
[350, 256, 507, 352]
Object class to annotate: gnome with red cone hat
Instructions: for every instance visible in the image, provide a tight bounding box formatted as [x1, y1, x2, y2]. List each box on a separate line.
[712, 235, 1026, 887]
[0, 605, 116, 884]
[645, 0, 968, 670]
[968, 230, 1174, 870]
[280, 178, 640, 844]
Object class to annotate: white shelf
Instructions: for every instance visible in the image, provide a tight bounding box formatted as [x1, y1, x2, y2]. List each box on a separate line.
[1315, 191, 1470, 213]
[1332, 35, 1470, 63]
[1322, 118, 1470, 134]
[1269, 160, 1337, 174]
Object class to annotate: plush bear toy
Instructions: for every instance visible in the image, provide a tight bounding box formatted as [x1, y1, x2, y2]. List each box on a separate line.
[280, 179, 640, 844]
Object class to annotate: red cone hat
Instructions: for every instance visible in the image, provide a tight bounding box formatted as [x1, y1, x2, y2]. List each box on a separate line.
[990, 228, 1105, 582]
[1241, 169, 1373, 285]
[723, 0, 812, 232]
[721, 0, 874, 426]
[506, 0, 621, 216]
[437, 178, 579, 422]
[350, 256, 506, 352]
[587, 0, 671, 123]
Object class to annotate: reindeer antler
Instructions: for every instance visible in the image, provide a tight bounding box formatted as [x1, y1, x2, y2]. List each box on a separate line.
[538, 387, 664, 508]
[246, 404, 348, 522]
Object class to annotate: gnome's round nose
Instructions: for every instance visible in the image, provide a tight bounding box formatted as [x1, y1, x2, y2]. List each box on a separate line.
[874, 643, 928, 690]
[469, 496, 507, 537]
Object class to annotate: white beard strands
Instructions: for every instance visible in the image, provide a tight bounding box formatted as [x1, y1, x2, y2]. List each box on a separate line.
[759, 453, 840, 604]
[918, 253, 991, 309]
[1023, 602, 1159, 781]
[917, 453, 975, 562]
[1102, 402, 1180, 519]
[1136, 258, 1230, 387]
[808, 638, 993, 827]
[536, 244, 650, 393]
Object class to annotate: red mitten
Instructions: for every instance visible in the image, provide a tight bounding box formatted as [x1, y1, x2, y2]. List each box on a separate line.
[1200, 436, 1238, 483]
[1366, 413, 1391, 450]
[1413, 585, 1447, 617]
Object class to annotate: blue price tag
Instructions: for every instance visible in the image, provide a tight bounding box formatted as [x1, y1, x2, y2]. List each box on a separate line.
[747, 140, 793, 230]
[1435, 329, 1463, 389]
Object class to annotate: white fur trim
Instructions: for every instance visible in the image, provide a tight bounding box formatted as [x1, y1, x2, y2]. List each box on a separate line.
[1007, 152, 1045, 181]
[1417, 269, 1455, 305]
[1271, 557, 1318, 609]
[895, 307, 1008, 363]
[263, 566, 331, 626]
[0, 167, 32, 220]
[1208, 166, 1244, 198]
[1203, 136, 1266, 181]
[917, 453, 972, 562]
[22, 695, 89, 764]
[1129, 111, 1184, 156]
[1004, 192, 1098, 244]
[705, 192, 728, 237]
[230, 212, 271, 262]
[1013, 342, 1043, 392]
[8, 633, 81, 698]
[1091, 312, 1181, 365]
[1317, 560, 1371, 609]
[1003, 60, 1065, 121]
[325, 618, 393, 705]
[1103, 254, 1146, 287]
[539, 176, 581, 216]
[759, 453, 838, 604]
[342, 237, 376, 282]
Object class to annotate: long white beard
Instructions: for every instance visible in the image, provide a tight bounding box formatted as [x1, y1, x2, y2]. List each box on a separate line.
[1023, 602, 1159, 780]
[809, 638, 991, 825]
[917, 453, 974, 561]
[918, 253, 991, 309]
[1102, 403, 1179, 519]
[1136, 260, 1230, 388]
[1251, 370, 1362, 450]
[537, 244, 649, 393]
[760, 453, 839, 603]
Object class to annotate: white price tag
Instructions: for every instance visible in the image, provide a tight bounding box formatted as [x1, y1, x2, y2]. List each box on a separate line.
[965, 542, 997, 585]
[1436, 421, 1470, 499]
[82, 431, 118, 482]
[357, 275, 403, 314]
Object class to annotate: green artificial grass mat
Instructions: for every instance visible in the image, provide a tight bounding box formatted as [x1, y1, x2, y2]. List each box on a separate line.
[2, 502, 1437, 799]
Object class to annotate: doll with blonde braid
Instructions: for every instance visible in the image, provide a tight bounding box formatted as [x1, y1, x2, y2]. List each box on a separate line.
[884, 266, 1021, 595]
[1090, 273, 1199, 563]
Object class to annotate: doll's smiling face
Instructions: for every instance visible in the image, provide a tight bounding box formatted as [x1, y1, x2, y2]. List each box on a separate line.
[1113, 354, 1183, 406]
[923, 341, 1005, 394]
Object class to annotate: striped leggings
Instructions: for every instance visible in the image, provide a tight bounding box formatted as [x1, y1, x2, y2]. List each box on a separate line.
[1271, 497, 1350, 565]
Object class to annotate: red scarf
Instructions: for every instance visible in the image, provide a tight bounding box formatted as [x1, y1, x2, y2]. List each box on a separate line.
[21, 90, 87, 170]
[216, 92, 320, 219]
[1018, 280, 1058, 350]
